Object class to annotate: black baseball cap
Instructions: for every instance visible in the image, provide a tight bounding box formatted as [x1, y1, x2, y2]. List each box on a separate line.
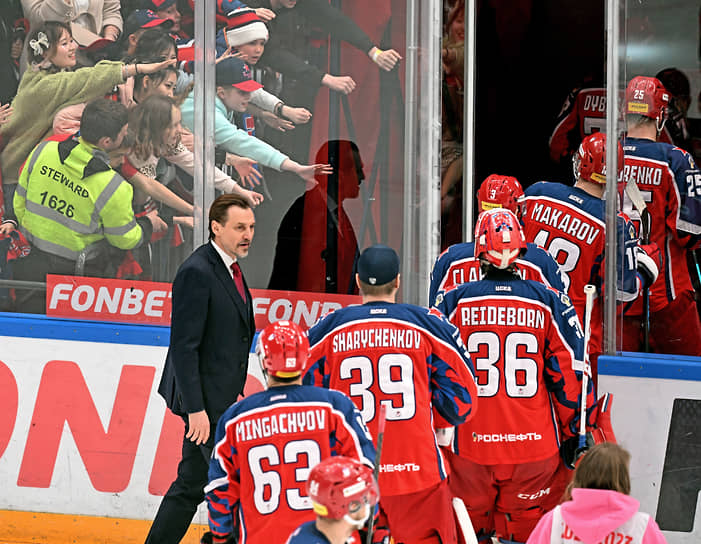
[124, 9, 173, 38]
[357, 245, 400, 286]
[216, 57, 263, 92]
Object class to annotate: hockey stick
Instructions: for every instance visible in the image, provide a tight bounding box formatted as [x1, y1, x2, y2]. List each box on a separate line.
[452, 497, 479, 544]
[366, 404, 387, 544]
[625, 178, 652, 352]
[579, 284, 596, 450]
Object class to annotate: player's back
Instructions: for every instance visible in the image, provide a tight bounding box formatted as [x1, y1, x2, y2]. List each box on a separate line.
[550, 85, 606, 162]
[429, 241, 567, 303]
[306, 301, 477, 496]
[522, 182, 605, 314]
[622, 137, 697, 311]
[434, 278, 584, 465]
[208, 385, 375, 544]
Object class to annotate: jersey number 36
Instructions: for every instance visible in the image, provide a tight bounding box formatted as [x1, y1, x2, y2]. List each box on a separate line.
[467, 331, 539, 398]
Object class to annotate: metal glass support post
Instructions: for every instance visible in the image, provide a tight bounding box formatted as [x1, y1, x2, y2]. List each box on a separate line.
[604, 0, 621, 354]
[462, 0, 477, 242]
[192, 1, 217, 246]
[402, 0, 441, 306]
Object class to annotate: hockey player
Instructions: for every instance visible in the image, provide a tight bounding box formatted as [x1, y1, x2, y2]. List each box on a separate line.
[429, 174, 567, 304]
[204, 321, 376, 544]
[549, 77, 606, 166]
[521, 132, 657, 366]
[433, 209, 595, 544]
[286, 456, 379, 544]
[620, 75, 701, 355]
[305, 244, 478, 544]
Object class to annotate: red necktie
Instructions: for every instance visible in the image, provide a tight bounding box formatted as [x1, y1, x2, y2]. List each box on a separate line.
[230, 262, 246, 302]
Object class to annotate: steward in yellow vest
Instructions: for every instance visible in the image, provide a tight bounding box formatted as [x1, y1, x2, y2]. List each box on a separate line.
[12, 98, 154, 312]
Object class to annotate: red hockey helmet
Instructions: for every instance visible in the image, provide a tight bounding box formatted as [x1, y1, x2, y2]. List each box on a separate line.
[474, 209, 527, 269]
[477, 174, 524, 216]
[255, 320, 310, 378]
[307, 456, 379, 520]
[573, 132, 624, 184]
[625, 76, 669, 123]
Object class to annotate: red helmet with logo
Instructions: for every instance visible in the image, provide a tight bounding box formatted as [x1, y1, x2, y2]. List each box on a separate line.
[477, 174, 524, 216]
[573, 132, 624, 184]
[625, 76, 669, 123]
[474, 209, 527, 269]
[255, 320, 310, 378]
[307, 456, 379, 520]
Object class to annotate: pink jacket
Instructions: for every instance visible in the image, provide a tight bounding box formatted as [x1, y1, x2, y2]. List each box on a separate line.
[527, 489, 667, 544]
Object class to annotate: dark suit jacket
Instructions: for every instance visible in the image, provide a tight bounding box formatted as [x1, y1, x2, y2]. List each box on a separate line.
[158, 242, 255, 423]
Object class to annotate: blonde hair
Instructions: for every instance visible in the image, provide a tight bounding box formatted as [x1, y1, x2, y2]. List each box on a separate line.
[567, 442, 631, 499]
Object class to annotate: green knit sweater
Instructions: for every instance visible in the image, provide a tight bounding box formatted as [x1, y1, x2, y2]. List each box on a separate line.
[0, 60, 125, 185]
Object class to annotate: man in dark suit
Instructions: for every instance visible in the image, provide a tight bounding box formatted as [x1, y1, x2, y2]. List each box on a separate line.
[146, 194, 256, 544]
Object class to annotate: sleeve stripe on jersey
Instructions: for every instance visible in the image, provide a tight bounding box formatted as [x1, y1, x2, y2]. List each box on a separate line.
[204, 476, 229, 495]
[309, 317, 469, 367]
[523, 195, 605, 230]
[514, 258, 552, 287]
[624, 154, 676, 170]
[445, 293, 580, 368]
[678, 219, 701, 235]
[438, 256, 476, 292]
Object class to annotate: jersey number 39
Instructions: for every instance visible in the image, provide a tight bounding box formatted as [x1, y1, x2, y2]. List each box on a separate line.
[339, 354, 416, 423]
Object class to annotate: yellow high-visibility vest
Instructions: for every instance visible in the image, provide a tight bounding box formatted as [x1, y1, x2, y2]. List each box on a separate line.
[14, 136, 143, 261]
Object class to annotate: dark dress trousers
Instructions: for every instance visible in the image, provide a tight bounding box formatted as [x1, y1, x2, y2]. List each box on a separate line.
[146, 242, 255, 544]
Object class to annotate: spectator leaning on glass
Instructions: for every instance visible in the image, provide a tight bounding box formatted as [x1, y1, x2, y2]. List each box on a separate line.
[180, 57, 332, 186]
[11, 98, 157, 313]
[0, 21, 174, 216]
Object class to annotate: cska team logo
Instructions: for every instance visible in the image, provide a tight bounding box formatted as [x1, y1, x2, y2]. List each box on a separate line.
[242, 63, 252, 80]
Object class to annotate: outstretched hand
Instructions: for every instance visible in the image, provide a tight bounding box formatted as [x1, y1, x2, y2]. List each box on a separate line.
[255, 8, 276, 21]
[139, 58, 178, 74]
[371, 48, 402, 71]
[322, 74, 356, 95]
[216, 47, 244, 64]
[295, 163, 332, 188]
[261, 111, 295, 132]
[226, 154, 263, 188]
[281, 106, 312, 125]
[241, 188, 264, 207]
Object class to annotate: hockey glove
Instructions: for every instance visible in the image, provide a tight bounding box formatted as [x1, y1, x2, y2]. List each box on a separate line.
[560, 432, 595, 470]
[371, 526, 392, 544]
[636, 243, 660, 288]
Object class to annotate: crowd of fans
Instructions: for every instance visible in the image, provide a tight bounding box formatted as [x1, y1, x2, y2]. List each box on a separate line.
[0, 0, 699, 357]
[0, 0, 401, 311]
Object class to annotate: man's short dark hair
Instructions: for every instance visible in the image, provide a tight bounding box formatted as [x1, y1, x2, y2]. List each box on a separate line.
[80, 99, 129, 144]
[208, 194, 252, 239]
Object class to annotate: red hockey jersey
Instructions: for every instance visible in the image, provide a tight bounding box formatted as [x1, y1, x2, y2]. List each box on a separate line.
[305, 301, 478, 496]
[434, 278, 591, 465]
[621, 137, 701, 313]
